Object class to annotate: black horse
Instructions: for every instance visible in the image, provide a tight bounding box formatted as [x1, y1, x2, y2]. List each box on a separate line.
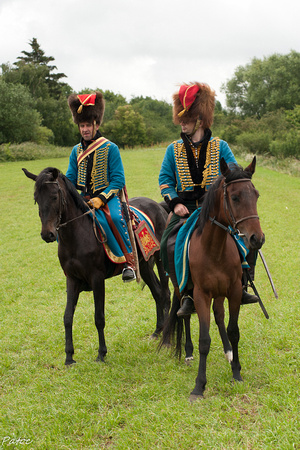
[23, 167, 170, 365]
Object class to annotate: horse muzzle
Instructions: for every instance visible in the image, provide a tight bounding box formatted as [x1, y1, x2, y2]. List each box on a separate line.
[41, 229, 57, 243]
[246, 232, 265, 250]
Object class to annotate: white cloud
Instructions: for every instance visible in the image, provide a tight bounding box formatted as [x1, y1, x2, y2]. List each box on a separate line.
[0, 0, 299, 106]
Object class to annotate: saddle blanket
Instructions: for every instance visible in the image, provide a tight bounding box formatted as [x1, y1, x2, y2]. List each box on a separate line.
[95, 204, 159, 263]
[175, 209, 250, 293]
[131, 206, 160, 261]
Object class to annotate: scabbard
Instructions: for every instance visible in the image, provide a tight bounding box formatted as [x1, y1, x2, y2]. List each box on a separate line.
[258, 250, 278, 299]
[120, 188, 141, 283]
[245, 270, 269, 319]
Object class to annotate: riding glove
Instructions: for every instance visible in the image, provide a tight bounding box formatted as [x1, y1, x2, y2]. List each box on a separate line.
[87, 197, 104, 209]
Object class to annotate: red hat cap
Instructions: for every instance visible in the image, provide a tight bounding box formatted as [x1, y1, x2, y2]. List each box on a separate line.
[77, 94, 97, 113]
[178, 84, 200, 117]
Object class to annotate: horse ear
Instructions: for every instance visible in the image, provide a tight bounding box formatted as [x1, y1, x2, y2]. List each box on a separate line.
[245, 156, 256, 175]
[51, 168, 60, 181]
[220, 157, 230, 177]
[22, 168, 37, 181]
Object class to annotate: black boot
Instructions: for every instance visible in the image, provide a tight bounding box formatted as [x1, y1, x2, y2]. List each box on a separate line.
[241, 290, 259, 304]
[122, 265, 136, 282]
[177, 295, 196, 317]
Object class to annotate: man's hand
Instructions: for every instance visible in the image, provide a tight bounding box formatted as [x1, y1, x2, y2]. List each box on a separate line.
[87, 197, 104, 209]
[174, 203, 189, 217]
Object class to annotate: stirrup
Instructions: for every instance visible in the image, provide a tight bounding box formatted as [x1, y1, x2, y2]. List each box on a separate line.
[122, 266, 136, 282]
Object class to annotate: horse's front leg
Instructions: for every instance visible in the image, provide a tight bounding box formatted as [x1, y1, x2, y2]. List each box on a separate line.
[64, 277, 80, 365]
[92, 276, 107, 362]
[227, 289, 242, 382]
[213, 297, 233, 363]
[190, 288, 211, 400]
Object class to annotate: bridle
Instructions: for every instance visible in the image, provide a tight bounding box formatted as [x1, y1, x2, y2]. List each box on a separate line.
[44, 179, 106, 243]
[210, 178, 259, 236]
[44, 180, 66, 230]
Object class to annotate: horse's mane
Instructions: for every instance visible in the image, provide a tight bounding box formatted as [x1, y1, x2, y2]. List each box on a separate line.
[196, 163, 253, 235]
[34, 167, 88, 213]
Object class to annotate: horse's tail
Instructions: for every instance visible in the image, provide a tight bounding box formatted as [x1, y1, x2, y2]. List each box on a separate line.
[159, 292, 184, 359]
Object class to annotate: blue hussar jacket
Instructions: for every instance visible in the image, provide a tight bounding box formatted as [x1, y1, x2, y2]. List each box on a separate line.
[65, 137, 132, 263]
[65, 137, 125, 204]
[159, 136, 237, 208]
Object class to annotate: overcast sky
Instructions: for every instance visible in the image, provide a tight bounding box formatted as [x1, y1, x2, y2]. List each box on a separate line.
[0, 0, 299, 107]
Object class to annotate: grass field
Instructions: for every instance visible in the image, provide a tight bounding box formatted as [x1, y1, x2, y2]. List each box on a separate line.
[0, 148, 299, 449]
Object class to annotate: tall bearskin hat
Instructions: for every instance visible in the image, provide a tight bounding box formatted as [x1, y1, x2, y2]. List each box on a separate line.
[68, 92, 105, 125]
[172, 82, 216, 129]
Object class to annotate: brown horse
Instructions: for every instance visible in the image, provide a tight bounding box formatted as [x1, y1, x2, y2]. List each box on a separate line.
[23, 167, 170, 365]
[161, 157, 265, 401]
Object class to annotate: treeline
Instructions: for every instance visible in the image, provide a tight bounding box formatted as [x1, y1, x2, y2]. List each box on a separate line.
[0, 38, 177, 150]
[0, 38, 299, 159]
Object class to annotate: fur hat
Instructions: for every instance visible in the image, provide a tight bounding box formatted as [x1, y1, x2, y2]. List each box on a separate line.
[68, 92, 105, 125]
[172, 82, 216, 129]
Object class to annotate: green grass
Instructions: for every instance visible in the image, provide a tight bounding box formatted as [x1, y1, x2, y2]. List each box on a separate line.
[0, 148, 299, 449]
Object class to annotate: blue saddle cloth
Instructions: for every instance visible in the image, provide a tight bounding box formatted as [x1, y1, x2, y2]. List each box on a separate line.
[175, 209, 250, 293]
[92, 202, 155, 264]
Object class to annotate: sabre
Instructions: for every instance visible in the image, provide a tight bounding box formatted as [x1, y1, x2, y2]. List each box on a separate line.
[244, 270, 269, 319]
[258, 249, 278, 299]
[120, 187, 141, 283]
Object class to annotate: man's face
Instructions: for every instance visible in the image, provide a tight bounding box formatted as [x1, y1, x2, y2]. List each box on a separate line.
[179, 119, 197, 136]
[78, 122, 98, 141]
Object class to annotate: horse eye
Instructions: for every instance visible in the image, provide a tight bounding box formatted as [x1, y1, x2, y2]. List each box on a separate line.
[231, 195, 239, 203]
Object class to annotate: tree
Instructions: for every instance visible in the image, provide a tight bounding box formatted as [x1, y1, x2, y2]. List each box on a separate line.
[102, 105, 147, 148]
[222, 51, 300, 117]
[13, 37, 69, 99]
[0, 79, 42, 143]
[1, 38, 75, 145]
[130, 96, 177, 144]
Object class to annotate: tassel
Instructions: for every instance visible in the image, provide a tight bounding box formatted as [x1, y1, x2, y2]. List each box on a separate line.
[178, 108, 187, 118]
[77, 104, 83, 114]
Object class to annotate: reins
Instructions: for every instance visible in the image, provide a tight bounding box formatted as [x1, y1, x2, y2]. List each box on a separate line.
[210, 178, 259, 236]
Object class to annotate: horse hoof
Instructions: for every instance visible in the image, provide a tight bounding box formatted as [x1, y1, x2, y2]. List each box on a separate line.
[189, 393, 204, 403]
[225, 350, 233, 363]
[232, 375, 243, 383]
[185, 356, 194, 365]
[150, 333, 159, 340]
[65, 359, 76, 366]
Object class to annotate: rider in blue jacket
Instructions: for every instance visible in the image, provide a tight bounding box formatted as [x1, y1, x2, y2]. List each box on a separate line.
[159, 82, 258, 315]
[66, 92, 135, 282]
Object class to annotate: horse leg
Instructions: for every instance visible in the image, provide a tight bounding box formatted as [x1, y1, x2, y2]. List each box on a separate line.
[64, 277, 80, 365]
[183, 315, 194, 363]
[139, 257, 169, 338]
[227, 293, 242, 382]
[190, 289, 211, 400]
[92, 276, 107, 362]
[155, 252, 171, 323]
[212, 297, 233, 363]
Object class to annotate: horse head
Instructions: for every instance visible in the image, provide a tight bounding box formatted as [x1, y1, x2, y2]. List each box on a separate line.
[23, 167, 64, 243]
[219, 157, 265, 250]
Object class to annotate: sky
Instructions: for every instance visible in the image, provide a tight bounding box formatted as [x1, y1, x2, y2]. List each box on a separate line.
[0, 0, 299, 107]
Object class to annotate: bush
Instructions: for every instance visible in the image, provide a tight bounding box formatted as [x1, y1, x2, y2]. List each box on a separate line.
[34, 126, 54, 145]
[0, 142, 71, 161]
[269, 131, 300, 159]
[236, 131, 272, 154]
[216, 124, 241, 144]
